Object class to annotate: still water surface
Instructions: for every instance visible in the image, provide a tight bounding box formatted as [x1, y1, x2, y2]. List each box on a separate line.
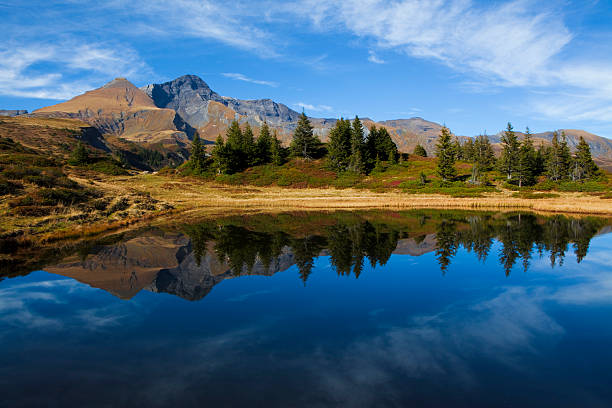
[1, 211, 612, 407]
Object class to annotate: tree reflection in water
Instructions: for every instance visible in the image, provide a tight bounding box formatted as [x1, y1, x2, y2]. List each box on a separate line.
[184, 212, 608, 282]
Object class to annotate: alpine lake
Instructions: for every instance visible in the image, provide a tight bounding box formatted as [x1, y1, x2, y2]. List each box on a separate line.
[2, 210, 612, 407]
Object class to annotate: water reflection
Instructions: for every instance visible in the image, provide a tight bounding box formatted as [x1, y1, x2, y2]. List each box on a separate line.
[5, 211, 606, 301]
[2, 211, 612, 407]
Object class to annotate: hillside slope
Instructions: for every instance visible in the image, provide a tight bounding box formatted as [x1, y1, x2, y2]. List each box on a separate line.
[34, 78, 194, 149]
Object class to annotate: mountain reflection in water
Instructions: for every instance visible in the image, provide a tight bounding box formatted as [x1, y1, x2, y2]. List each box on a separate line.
[34, 211, 610, 301]
[3, 210, 612, 407]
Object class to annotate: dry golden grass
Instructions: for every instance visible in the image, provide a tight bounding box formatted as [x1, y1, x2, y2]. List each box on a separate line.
[4, 172, 611, 243]
[105, 174, 612, 217]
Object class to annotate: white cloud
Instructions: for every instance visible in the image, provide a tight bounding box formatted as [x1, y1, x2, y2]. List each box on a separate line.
[104, 0, 277, 57]
[290, 0, 612, 125]
[368, 50, 385, 64]
[222, 72, 278, 87]
[298, 0, 571, 87]
[294, 102, 334, 112]
[0, 41, 151, 99]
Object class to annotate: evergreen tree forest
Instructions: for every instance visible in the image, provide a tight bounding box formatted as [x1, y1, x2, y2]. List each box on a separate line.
[184, 114, 602, 191]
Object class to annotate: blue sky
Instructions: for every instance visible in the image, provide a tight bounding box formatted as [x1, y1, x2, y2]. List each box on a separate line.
[1, 0, 612, 138]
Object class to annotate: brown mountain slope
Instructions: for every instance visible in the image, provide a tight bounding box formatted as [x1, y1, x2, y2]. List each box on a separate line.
[33, 78, 194, 148]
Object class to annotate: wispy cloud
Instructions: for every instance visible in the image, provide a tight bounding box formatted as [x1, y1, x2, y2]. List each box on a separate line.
[222, 72, 278, 87]
[294, 102, 333, 113]
[99, 0, 278, 57]
[0, 41, 151, 99]
[368, 50, 385, 64]
[289, 0, 612, 124]
[297, 0, 571, 87]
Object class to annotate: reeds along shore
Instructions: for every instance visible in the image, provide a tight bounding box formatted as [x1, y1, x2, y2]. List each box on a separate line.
[105, 175, 612, 216]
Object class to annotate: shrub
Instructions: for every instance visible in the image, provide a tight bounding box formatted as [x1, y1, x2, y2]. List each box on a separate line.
[12, 206, 52, 217]
[88, 159, 129, 176]
[0, 178, 22, 195]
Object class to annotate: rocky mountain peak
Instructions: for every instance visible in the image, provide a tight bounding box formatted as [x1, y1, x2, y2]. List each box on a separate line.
[102, 77, 138, 89]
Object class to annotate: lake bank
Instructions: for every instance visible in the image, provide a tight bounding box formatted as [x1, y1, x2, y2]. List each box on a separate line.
[3, 172, 612, 244]
[101, 173, 612, 216]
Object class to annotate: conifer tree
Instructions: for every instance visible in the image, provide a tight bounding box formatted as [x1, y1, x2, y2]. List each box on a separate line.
[473, 134, 495, 171]
[499, 122, 520, 181]
[463, 138, 475, 162]
[189, 133, 206, 173]
[452, 138, 463, 161]
[242, 123, 256, 167]
[535, 143, 546, 175]
[413, 144, 427, 157]
[516, 127, 537, 187]
[211, 135, 229, 175]
[559, 131, 571, 180]
[572, 136, 599, 181]
[349, 116, 365, 173]
[546, 131, 564, 181]
[255, 122, 273, 165]
[225, 120, 243, 148]
[270, 130, 285, 166]
[290, 112, 320, 159]
[223, 120, 246, 173]
[435, 126, 456, 181]
[327, 118, 352, 172]
[364, 125, 397, 172]
[68, 141, 90, 165]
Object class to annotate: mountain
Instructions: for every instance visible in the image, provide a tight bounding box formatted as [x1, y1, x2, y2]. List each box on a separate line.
[489, 128, 612, 172]
[142, 75, 449, 153]
[28, 74, 612, 168]
[142, 74, 308, 141]
[33, 78, 195, 149]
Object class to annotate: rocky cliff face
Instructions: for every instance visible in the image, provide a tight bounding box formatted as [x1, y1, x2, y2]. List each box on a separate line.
[142, 75, 302, 139]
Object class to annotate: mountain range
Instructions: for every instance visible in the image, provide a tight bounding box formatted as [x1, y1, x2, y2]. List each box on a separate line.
[13, 74, 612, 170]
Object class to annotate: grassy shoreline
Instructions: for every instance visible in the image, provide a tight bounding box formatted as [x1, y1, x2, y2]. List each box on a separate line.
[2, 172, 612, 245]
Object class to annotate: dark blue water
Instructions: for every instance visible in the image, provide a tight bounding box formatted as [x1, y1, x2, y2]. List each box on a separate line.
[1, 212, 612, 407]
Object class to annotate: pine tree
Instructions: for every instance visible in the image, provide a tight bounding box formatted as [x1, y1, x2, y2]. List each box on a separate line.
[270, 131, 285, 166]
[211, 135, 229, 175]
[474, 135, 495, 171]
[535, 143, 546, 176]
[327, 118, 352, 172]
[462, 138, 475, 162]
[516, 127, 537, 187]
[499, 122, 520, 182]
[413, 144, 427, 157]
[68, 141, 89, 165]
[436, 126, 456, 181]
[572, 136, 599, 181]
[469, 135, 495, 184]
[223, 121, 246, 174]
[242, 123, 256, 167]
[290, 112, 320, 159]
[452, 138, 463, 161]
[348, 116, 365, 173]
[546, 131, 563, 181]
[255, 122, 273, 165]
[559, 131, 571, 180]
[364, 125, 380, 171]
[189, 133, 206, 173]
